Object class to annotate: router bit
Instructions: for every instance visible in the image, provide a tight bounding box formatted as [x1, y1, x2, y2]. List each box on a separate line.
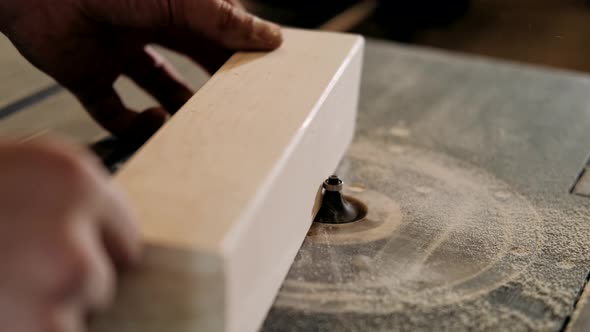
[314, 175, 364, 224]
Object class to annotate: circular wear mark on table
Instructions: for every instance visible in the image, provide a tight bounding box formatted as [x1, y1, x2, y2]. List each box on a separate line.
[307, 192, 400, 245]
[275, 140, 543, 314]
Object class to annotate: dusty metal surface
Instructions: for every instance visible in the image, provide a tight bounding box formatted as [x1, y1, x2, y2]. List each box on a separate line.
[262, 41, 590, 331]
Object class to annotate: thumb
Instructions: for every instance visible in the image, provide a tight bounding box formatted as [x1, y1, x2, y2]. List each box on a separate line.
[172, 0, 283, 50]
[86, 0, 282, 50]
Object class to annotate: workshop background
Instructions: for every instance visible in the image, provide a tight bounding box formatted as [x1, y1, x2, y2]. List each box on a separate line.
[4, 1, 590, 331]
[4, 0, 590, 136]
[245, 0, 590, 72]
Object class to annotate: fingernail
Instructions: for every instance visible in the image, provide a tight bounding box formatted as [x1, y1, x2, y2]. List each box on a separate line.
[253, 17, 283, 48]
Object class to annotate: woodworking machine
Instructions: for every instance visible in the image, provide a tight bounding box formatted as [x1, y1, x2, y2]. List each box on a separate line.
[83, 29, 590, 332]
[5, 10, 590, 329]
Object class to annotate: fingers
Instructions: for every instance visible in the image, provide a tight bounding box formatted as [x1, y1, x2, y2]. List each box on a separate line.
[55, 144, 140, 327]
[51, 144, 140, 323]
[75, 87, 168, 143]
[124, 46, 194, 114]
[174, 0, 283, 50]
[0, 139, 140, 331]
[96, 182, 143, 269]
[70, 142, 143, 268]
[46, 216, 115, 332]
[226, 0, 246, 10]
[76, 87, 136, 136]
[68, 218, 116, 311]
[29, 138, 143, 270]
[78, 0, 282, 141]
[86, 0, 282, 51]
[50, 302, 85, 332]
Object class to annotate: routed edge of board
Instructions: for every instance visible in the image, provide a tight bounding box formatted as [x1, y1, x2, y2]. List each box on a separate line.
[91, 28, 365, 332]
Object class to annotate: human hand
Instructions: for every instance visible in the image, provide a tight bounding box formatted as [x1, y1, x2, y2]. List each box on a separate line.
[0, 0, 282, 144]
[0, 139, 140, 332]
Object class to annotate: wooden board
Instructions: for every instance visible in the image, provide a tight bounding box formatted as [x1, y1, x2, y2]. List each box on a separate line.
[90, 28, 364, 332]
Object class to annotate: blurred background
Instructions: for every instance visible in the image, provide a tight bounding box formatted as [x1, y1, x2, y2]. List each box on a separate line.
[244, 0, 590, 72]
[3, 0, 590, 147]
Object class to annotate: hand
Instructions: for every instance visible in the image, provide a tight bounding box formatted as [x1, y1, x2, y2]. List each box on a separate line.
[0, 0, 282, 144]
[0, 139, 140, 332]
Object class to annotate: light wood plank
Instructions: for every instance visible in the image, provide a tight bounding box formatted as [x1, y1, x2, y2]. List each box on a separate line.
[91, 28, 364, 332]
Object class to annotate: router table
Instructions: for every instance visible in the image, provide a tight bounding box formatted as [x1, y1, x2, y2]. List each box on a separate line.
[2, 33, 590, 331]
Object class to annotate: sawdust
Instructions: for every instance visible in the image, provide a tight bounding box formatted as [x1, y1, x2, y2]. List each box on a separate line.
[306, 192, 401, 246]
[269, 139, 563, 330]
[494, 191, 512, 200]
[414, 186, 433, 195]
[348, 183, 367, 193]
[558, 261, 576, 270]
[389, 121, 411, 138]
[264, 135, 590, 331]
[387, 145, 406, 154]
[352, 255, 372, 272]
